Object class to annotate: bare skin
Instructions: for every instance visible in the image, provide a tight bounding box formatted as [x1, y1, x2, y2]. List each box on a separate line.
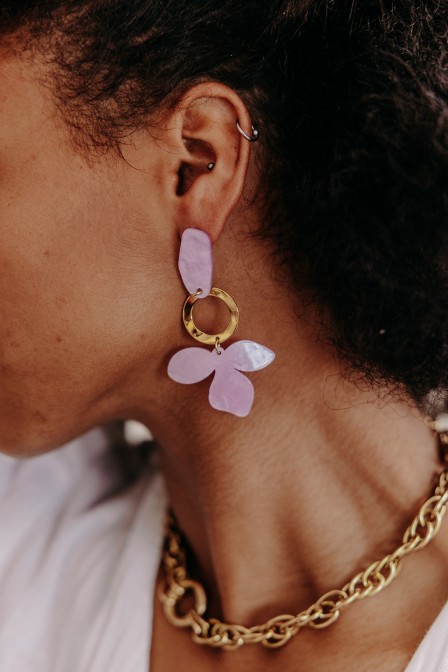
[0, 50, 447, 671]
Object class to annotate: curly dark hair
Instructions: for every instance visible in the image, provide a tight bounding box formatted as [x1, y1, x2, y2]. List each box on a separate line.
[2, 0, 448, 408]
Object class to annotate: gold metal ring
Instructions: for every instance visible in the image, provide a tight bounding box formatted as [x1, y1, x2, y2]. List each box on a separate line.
[182, 287, 239, 345]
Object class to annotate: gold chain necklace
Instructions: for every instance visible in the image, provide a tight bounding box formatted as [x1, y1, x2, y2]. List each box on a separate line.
[158, 430, 448, 651]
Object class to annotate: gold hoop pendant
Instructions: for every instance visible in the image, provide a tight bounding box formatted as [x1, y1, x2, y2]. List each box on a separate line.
[182, 287, 239, 345]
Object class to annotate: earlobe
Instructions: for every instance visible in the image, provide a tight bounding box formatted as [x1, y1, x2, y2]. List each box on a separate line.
[168, 83, 257, 243]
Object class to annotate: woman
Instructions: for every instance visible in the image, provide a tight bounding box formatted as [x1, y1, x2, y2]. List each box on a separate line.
[0, 0, 447, 670]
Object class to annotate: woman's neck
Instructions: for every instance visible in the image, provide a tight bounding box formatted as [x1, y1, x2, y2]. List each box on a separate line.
[123, 228, 446, 627]
[138, 351, 442, 625]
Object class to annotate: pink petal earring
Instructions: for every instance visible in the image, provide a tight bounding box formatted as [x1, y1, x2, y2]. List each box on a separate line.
[167, 227, 275, 417]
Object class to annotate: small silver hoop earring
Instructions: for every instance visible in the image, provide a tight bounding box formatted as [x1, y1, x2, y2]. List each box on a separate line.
[236, 120, 259, 143]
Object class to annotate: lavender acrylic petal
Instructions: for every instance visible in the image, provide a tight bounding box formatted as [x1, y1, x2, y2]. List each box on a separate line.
[178, 228, 213, 298]
[209, 368, 254, 417]
[223, 340, 276, 372]
[167, 347, 215, 384]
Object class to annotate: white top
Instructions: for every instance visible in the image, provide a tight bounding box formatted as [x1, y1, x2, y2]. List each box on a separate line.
[0, 426, 446, 671]
[408, 602, 448, 672]
[0, 426, 166, 672]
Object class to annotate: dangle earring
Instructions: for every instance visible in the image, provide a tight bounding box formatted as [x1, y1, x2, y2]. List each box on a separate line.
[167, 227, 275, 417]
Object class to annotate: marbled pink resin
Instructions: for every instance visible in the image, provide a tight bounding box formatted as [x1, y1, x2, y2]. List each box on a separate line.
[178, 228, 213, 298]
[167, 340, 275, 417]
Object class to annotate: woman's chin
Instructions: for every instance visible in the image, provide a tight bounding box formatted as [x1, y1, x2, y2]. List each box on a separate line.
[0, 414, 74, 458]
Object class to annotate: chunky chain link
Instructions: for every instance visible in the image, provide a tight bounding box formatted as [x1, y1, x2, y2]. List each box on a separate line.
[158, 432, 448, 650]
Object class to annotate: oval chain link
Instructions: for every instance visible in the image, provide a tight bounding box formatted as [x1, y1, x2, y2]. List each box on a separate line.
[159, 431, 448, 650]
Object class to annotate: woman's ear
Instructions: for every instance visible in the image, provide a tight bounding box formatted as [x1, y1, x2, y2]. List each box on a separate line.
[158, 82, 257, 242]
